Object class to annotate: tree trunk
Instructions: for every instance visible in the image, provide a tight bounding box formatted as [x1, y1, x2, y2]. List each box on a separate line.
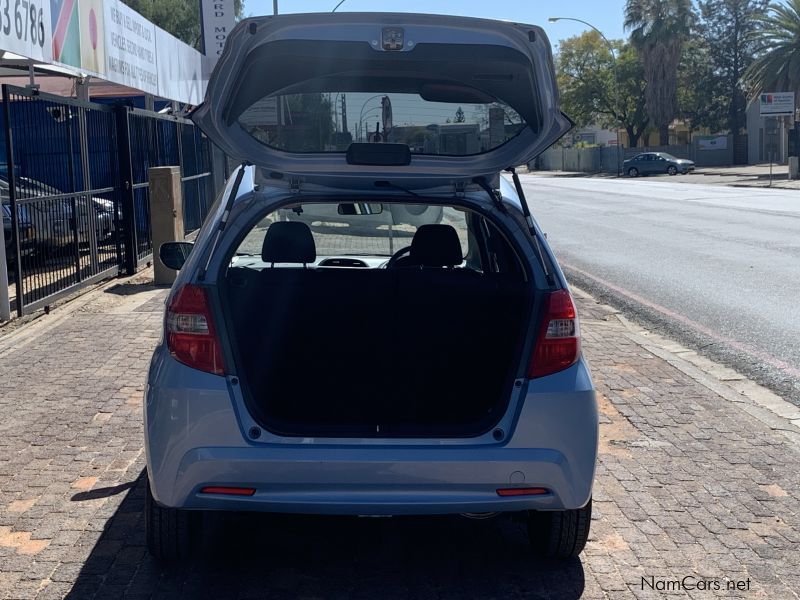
[659, 123, 669, 146]
[627, 126, 642, 148]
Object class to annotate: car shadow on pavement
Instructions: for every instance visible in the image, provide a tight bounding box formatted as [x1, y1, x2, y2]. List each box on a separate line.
[103, 281, 159, 297]
[70, 481, 136, 502]
[65, 471, 586, 599]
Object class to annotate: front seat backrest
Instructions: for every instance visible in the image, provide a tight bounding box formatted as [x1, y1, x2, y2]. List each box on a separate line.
[261, 221, 316, 265]
[408, 224, 463, 268]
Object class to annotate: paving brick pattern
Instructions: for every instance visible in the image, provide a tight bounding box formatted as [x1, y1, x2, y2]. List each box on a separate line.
[0, 279, 797, 599]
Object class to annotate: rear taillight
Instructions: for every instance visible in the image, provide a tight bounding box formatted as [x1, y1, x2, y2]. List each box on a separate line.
[528, 289, 580, 378]
[166, 284, 226, 375]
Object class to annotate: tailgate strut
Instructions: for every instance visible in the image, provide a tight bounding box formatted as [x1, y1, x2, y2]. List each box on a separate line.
[506, 167, 554, 285]
[198, 162, 250, 281]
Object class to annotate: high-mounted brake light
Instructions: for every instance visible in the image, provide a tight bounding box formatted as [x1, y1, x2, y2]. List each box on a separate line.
[166, 284, 226, 375]
[529, 289, 580, 378]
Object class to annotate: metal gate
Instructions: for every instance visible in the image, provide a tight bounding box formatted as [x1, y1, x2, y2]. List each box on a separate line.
[2, 85, 216, 317]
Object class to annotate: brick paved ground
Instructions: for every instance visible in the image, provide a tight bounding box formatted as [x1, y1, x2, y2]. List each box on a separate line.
[0, 276, 798, 599]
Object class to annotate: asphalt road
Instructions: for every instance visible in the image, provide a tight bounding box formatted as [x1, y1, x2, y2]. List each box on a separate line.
[520, 174, 800, 403]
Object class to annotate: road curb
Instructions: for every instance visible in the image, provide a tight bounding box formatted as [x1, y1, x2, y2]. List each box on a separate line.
[572, 283, 800, 446]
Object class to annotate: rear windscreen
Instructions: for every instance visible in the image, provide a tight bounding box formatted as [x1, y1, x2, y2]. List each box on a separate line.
[238, 92, 524, 156]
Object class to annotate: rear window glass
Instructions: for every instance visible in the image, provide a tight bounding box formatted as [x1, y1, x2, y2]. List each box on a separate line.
[238, 92, 524, 155]
[234, 203, 470, 260]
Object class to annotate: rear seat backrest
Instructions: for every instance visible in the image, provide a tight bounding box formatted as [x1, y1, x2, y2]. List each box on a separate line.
[261, 221, 316, 265]
[394, 224, 464, 268]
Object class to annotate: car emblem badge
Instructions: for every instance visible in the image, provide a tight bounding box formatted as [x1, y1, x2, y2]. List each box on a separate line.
[382, 27, 404, 51]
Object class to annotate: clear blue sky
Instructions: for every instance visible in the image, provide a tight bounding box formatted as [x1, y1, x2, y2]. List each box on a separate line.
[243, 0, 629, 49]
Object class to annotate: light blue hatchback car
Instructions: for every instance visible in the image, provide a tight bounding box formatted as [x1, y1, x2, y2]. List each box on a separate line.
[144, 12, 598, 562]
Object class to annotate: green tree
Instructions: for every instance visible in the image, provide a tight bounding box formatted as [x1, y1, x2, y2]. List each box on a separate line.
[616, 44, 652, 147]
[743, 0, 800, 109]
[697, 0, 769, 144]
[454, 106, 466, 123]
[122, 0, 244, 49]
[277, 94, 335, 152]
[677, 37, 727, 133]
[556, 32, 650, 147]
[625, 0, 694, 145]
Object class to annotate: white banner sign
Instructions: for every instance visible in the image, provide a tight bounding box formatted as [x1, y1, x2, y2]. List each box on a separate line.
[0, 0, 207, 103]
[104, 0, 158, 94]
[201, 0, 235, 63]
[155, 26, 205, 106]
[0, 0, 52, 62]
[760, 92, 795, 117]
[698, 135, 727, 151]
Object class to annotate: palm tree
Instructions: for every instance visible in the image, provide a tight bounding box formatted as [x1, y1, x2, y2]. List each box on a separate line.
[625, 0, 693, 145]
[743, 0, 800, 110]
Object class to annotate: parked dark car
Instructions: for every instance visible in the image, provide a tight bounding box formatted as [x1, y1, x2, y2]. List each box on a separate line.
[624, 152, 695, 177]
[0, 177, 115, 251]
[2, 202, 36, 263]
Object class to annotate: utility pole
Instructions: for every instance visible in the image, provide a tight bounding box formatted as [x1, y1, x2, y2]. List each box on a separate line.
[549, 17, 622, 177]
[273, 0, 278, 15]
[341, 94, 348, 133]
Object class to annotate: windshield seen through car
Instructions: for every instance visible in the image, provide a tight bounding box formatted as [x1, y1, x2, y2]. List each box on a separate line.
[234, 203, 470, 260]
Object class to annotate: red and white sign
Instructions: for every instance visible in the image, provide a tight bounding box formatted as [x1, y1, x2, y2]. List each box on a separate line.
[760, 92, 795, 117]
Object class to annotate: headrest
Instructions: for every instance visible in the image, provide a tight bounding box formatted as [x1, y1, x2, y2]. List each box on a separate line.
[261, 221, 316, 264]
[409, 224, 463, 267]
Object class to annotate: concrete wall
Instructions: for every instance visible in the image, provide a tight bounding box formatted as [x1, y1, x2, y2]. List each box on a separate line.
[570, 126, 618, 146]
[533, 137, 734, 173]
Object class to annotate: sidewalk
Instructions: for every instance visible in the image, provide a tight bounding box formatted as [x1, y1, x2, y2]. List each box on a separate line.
[0, 273, 798, 598]
[531, 163, 800, 190]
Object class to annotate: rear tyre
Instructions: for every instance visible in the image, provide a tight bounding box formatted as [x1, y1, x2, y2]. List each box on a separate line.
[667, 165, 678, 176]
[145, 478, 198, 562]
[527, 499, 592, 560]
[627, 167, 638, 178]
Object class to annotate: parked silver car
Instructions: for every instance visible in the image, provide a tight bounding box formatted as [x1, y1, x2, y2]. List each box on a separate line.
[145, 12, 598, 563]
[624, 152, 695, 177]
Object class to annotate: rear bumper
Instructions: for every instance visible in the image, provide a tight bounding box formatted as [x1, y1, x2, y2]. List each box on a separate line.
[156, 446, 587, 514]
[145, 349, 598, 514]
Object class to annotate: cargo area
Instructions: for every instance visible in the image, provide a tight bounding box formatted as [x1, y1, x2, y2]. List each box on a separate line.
[224, 267, 529, 436]
[220, 206, 534, 437]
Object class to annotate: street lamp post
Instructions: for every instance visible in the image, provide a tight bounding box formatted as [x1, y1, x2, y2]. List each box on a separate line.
[548, 17, 622, 177]
[359, 107, 383, 141]
[357, 94, 387, 136]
